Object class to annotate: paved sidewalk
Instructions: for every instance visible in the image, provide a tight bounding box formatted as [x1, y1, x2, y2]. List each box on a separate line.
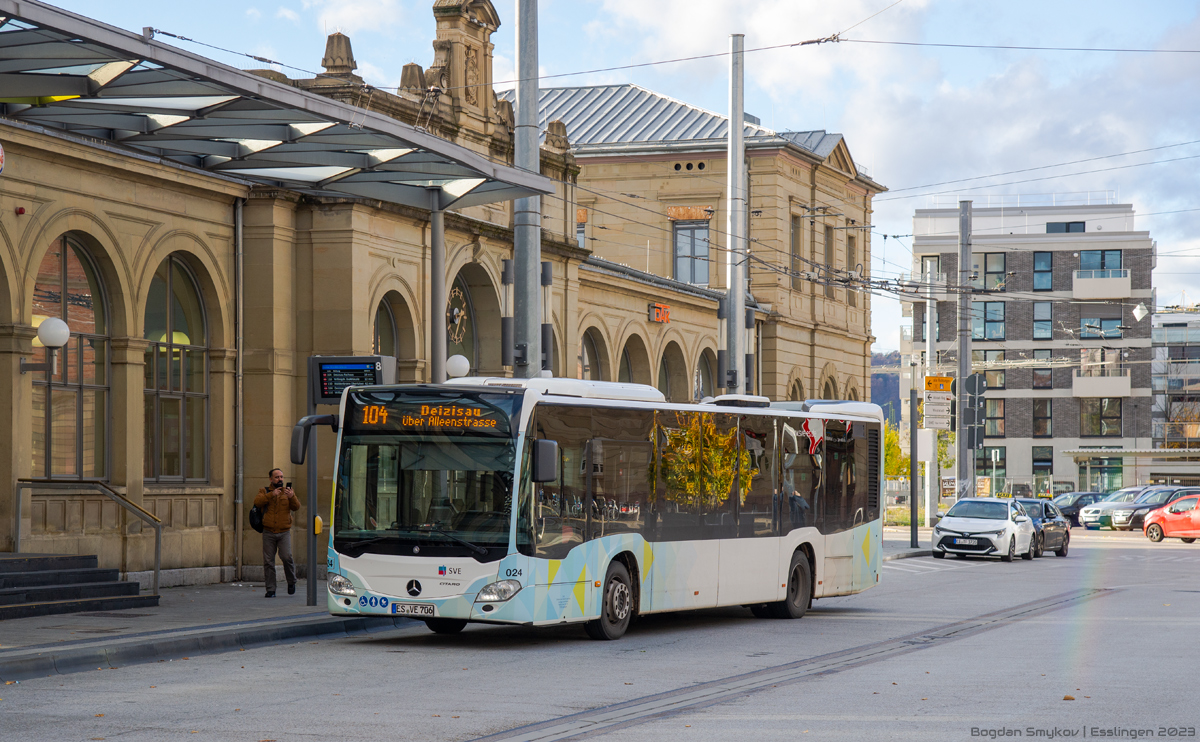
[0, 578, 416, 682]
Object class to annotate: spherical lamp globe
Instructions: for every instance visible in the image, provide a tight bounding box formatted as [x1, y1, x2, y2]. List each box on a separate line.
[37, 317, 71, 349]
[446, 354, 471, 379]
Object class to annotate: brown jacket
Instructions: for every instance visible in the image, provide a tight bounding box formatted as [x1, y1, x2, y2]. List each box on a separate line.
[254, 486, 300, 533]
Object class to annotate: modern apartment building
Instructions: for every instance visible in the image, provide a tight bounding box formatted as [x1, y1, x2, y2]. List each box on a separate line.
[1149, 308, 1200, 485]
[900, 195, 1155, 494]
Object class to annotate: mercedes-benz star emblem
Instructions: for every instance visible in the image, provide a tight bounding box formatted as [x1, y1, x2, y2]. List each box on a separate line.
[407, 580, 422, 597]
[413, 546, 420, 554]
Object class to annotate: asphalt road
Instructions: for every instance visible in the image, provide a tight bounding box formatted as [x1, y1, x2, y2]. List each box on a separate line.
[3, 535, 1198, 742]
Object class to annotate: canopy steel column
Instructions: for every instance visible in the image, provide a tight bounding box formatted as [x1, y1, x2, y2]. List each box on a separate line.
[724, 33, 746, 392]
[513, 0, 542, 379]
[429, 189, 447, 383]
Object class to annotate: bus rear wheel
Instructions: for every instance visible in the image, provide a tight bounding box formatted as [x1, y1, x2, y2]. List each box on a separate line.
[585, 561, 633, 640]
[425, 618, 467, 634]
[769, 552, 811, 619]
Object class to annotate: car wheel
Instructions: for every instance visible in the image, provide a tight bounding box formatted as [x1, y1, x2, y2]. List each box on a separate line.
[1034, 534, 1044, 558]
[768, 551, 812, 619]
[1001, 536, 1015, 562]
[1055, 531, 1069, 557]
[1146, 524, 1164, 543]
[585, 561, 633, 640]
[1022, 534, 1035, 560]
[1182, 538, 1196, 544]
[932, 550, 945, 559]
[425, 618, 468, 634]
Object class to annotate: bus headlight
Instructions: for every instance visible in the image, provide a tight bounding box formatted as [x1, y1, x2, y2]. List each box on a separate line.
[475, 579, 522, 603]
[328, 574, 357, 597]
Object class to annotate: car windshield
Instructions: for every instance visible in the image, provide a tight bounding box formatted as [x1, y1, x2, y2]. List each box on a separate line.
[1135, 490, 1174, 505]
[1018, 502, 1044, 518]
[1052, 494, 1077, 507]
[945, 500, 1009, 520]
[1102, 489, 1140, 503]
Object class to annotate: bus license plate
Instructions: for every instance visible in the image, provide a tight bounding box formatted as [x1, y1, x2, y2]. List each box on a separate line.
[391, 603, 435, 617]
[954, 538, 978, 545]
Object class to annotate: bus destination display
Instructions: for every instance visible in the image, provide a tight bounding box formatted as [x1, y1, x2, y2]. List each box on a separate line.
[397, 404, 499, 431]
[319, 362, 378, 400]
[346, 396, 512, 436]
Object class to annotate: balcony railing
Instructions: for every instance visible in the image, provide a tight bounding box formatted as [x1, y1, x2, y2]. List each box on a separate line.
[1152, 362, 1200, 392]
[1073, 269, 1131, 299]
[1073, 367, 1131, 397]
[1153, 326, 1200, 344]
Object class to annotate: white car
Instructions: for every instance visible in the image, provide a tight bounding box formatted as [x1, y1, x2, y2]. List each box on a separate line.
[932, 498, 1037, 562]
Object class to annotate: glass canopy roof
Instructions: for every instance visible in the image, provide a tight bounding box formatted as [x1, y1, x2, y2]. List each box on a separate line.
[0, 1, 551, 210]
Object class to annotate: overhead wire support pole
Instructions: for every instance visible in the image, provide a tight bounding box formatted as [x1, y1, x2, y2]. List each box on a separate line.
[429, 188, 447, 384]
[956, 200, 975, 500]
[725, 33, 746, 392]
[910, 384, 919, 548]
[926, 280, 936, 527]
[513, 0, 542, 379]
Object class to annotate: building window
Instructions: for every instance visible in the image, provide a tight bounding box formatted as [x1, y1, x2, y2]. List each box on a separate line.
[824, 224, 835, 299]
[972, 301, 1005, 340]
[144, 255, 208, 481]
[1047, 221, 1085, 233]
[919, 305, 940, 343]
[31, 235, 110, 480]
[847, 235, 857, 307]
[921, 255, 940, 279]
[1034, 302, 1053, 340]
[790, 215, 803, 291]
[1033, 349, 1053, 389]
[1080, 398, 1122, 437]
[1032, 446, 1054, 493]
[673, 221, 709, 285]
[973, 349, 1005, 389]
[972, 253, 1006, 290]
[1081, 316, 1121, 339]
[1034, 251, 1053, 290]
[1034, 399, 1052, 437]
[1080, 250, 1122, 276]
[694, 353, 714, 401]
[576, 222, 586, 249]
[976, 446, 1006, 485]
[985, 398, 1005, 437]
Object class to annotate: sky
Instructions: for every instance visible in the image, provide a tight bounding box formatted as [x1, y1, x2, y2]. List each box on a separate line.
[46, 0, 1200, 352]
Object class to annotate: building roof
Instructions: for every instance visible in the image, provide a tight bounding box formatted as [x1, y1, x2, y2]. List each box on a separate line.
[0, 0, 551, 210]
[499, 83, 848, 162]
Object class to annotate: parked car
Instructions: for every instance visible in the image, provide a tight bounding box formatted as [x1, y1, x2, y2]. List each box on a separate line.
[931, 497, 1037, 561]
[1110, 487, 1196, 531]
[1079, 487, 1149, 529]
[1014, 498, 1071, 557]
[1051, 492, 1106, 527]
[1144, 493, 1200, 543]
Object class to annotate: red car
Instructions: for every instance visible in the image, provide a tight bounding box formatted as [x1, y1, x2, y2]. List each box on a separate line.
[1144, 493, 1200, 543]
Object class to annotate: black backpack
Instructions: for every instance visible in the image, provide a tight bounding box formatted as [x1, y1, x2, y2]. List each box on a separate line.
[249, 503, 264, 533]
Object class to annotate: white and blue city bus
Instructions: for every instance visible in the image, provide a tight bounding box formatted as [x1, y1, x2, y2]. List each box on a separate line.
[292, 377, 883, 640]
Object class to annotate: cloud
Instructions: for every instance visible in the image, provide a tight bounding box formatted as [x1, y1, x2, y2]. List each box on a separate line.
[276, 7, 300, 23]
[300, 0, 405, 35]
[245, 7, 262, 20]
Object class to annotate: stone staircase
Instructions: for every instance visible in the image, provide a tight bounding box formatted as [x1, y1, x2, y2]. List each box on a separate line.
[0, 553, 159, 620]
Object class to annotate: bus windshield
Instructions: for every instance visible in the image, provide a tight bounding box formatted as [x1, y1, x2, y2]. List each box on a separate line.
[333, 389, 524, 559]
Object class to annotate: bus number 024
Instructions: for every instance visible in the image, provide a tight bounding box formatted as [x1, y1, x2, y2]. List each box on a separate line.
[505, 568, 522, 577]
[361, 405, 389, 425]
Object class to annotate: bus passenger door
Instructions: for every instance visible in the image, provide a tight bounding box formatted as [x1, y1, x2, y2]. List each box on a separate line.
[822, 421, 855, 595]
[717, 415, 780, 606]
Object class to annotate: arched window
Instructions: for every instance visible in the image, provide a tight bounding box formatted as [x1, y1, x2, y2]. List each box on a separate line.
[657, 359, 671, 399]
[579, 330, 603, 381]
[374, 301, 397, 357]
[143, 255, 208, 481]
[788, 379, 804, 401]
[446, 275, 476, 370]
[31, 236, 109, 479]
[618, 348, 633, 384]
[823, 379, 838, 400]
[694, 354, 714, 401]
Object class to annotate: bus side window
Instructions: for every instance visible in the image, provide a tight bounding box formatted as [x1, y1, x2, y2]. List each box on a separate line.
[780, 420, 819, 534]
[739, 415, 776, 537]
[701, 413, 739, 539]
[591, 407, 654, 540]
[655, 410, 701, 540]
[824, 421, 853, 533]
[533, 406, 590, 560]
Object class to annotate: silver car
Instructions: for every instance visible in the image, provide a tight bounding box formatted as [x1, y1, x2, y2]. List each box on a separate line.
[932, 498, 1037, 562]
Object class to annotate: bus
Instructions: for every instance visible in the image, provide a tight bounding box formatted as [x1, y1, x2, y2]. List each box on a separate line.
[291, 377, 883, 641]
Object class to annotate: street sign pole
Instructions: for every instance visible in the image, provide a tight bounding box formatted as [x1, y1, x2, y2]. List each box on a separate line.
[910, 385, 919, 548]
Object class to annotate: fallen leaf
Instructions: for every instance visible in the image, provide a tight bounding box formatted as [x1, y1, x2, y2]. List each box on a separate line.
[182, 657, 189, 660]
[452, 716, 460, 719]
[1164, 604, 1170, 606]
[149, 686, 156, 689]
[624, 683, 633, 685]
[432, 715, 440, 718]
[685, 725, 691, 728]
[95, 714, 105, 717]
[4, 681, 14, 685]
[234, 709, 240, 712]
[1063, 695, 1075, 701]
[190, 732, 198, 734]
[1085, 696, 1091, 699]
[892, 682, 897, 685]
[921, 698, 927, 701]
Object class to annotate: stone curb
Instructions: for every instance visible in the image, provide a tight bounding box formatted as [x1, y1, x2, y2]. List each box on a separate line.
[882, 549, 929, 562]
[0, 614, 419, 682]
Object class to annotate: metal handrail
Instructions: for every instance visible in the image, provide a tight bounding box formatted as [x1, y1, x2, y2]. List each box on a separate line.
[13, 480, 162, 595]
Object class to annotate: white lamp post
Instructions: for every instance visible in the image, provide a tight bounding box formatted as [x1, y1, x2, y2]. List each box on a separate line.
[21, 317, 71, 375]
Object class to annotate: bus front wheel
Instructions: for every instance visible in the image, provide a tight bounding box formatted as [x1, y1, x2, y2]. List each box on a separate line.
[585, 561, 633, 640]
[770, 552, 812, 619]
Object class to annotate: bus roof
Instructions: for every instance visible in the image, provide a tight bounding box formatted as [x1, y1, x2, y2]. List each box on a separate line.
[451, 376, 667, 403]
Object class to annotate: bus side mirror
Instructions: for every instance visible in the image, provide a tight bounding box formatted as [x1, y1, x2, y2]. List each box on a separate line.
[532, 439, 559, 483]
[290, 414, 340, 465]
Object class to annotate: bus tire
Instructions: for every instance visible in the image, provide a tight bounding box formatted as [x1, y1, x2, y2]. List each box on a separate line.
[425, 618, 467, 634]
[585, 561, 633, 640]
[769, 552, 811, 619]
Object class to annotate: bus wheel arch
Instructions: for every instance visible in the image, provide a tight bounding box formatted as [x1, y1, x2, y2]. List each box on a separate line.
[585, 555, 637, 640]
[795, 543, 816, 605]
[612, 550, 642, 620]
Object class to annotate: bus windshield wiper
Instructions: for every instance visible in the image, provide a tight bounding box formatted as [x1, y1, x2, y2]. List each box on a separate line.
[408, 525, 488, 555]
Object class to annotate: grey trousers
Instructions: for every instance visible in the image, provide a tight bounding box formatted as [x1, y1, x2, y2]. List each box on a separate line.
[262, 530, 296, 593]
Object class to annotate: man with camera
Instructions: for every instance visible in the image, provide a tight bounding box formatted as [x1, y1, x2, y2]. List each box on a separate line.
[254, 468, 300, 598]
